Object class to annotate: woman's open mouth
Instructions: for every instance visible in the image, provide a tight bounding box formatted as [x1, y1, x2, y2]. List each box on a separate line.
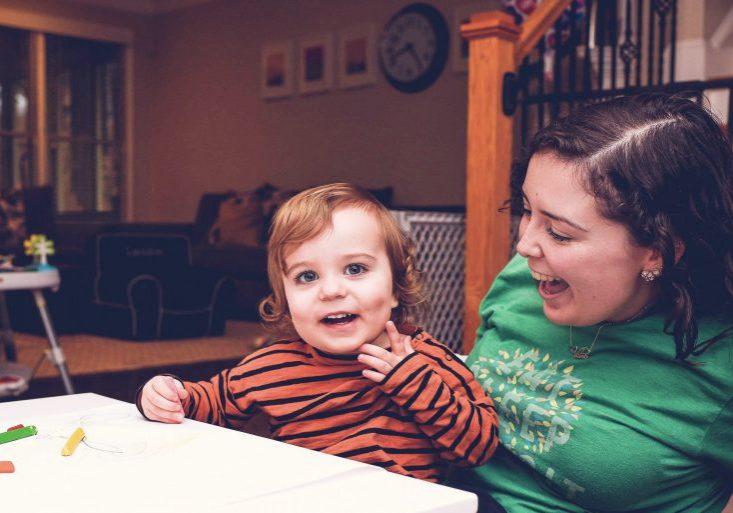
[530, 269, 570, 297]
[321, 313, 358, 325]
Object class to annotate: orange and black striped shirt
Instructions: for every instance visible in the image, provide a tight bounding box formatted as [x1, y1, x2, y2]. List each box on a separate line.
[168, 329, 498, 482]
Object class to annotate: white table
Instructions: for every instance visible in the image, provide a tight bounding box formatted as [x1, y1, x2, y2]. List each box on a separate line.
[0, 393, 477, 513]
[0, 267, 74, 395]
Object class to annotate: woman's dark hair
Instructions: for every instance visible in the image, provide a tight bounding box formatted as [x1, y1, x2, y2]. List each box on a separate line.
[514, 93, 733, 360]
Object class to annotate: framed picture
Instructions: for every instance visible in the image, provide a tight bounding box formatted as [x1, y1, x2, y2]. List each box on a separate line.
[298, 33, 333, 95]
[261, 41, 294, 99]
[338, 24, 377, 89]
[452, 3, 493, 73]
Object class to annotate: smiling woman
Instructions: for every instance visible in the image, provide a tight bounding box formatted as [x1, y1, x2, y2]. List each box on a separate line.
[518, 152, 660, 327]
[453, 93, 733, 513]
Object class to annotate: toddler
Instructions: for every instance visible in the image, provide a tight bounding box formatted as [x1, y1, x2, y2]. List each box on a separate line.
[137, 182, 499, 482]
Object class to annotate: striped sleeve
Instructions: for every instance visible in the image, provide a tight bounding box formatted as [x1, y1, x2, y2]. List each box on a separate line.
[180, 341, 307, 430]
[181, 364, 255, 430]
[378, 340, 499, 467]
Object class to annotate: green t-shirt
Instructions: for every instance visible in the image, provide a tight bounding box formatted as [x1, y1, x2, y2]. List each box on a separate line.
[465, 254, 733, 512]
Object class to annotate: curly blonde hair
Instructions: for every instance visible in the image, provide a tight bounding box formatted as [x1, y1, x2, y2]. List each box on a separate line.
[259, 183, 426, 337]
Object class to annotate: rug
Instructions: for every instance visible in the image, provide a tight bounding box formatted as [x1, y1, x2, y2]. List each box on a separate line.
[2, 321, 270, 404]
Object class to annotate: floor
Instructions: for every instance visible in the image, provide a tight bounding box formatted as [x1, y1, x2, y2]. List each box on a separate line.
[1, 320, 274, 438]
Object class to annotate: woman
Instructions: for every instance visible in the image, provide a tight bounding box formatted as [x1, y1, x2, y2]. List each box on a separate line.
[456, 93, 733, 512]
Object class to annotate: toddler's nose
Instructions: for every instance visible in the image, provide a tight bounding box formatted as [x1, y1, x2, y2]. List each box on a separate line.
[318, 275, 346, 301]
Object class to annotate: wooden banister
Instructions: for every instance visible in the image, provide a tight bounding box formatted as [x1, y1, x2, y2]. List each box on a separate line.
[460, 1, 570, 353]
[461, 11, 520, 353]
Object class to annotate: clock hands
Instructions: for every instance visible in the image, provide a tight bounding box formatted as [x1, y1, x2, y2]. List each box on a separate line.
[389, 42, 411, 64]
[388, 41, 425, 72]
[407, 45, 423, 69]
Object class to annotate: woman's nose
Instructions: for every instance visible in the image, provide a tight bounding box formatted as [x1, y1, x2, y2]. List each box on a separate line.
[318, 275, 346, 301]
[515, 219, 543, 258]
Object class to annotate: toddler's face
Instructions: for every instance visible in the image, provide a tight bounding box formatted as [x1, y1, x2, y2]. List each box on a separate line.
[282, 206, 398, 354]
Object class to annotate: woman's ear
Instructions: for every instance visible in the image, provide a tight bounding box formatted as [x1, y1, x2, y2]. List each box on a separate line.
[641, 247, 663, 274]
[641, 238, 685, 272]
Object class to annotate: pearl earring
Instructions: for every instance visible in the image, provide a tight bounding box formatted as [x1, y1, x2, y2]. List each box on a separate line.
[640, 268, 662, 282]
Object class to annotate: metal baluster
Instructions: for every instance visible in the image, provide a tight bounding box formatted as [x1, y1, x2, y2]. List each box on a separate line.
[584, 0, 594, 93]
[621, 0, 634, 88]
[670, 0, 677, 83]
[552, 15, 563, 118]
[609, 0, 618, 90]
[636, 0, 643, 86]
[648, 1, 655, 85]
[657, 1, 667, 85]
[568, 0, 578, 108]
[597, 2, 606, 90]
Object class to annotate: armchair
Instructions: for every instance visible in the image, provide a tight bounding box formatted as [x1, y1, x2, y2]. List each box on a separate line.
[87, 232, 236, 340]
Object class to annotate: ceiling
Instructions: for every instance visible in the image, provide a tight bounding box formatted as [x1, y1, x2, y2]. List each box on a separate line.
[69, 0, 213, 14]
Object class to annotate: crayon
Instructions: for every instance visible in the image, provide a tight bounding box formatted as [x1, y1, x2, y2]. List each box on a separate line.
[0, 425, 37, 445]
[61, 427, 85, 456]
[0, 461, 14, 473]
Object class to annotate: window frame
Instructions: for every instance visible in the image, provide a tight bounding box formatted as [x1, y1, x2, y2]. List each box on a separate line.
[0, 6, 133, 221]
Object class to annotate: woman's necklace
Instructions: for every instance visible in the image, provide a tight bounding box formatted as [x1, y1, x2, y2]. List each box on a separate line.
[568, 323, 609, 359]
[568, 302, 655, 359]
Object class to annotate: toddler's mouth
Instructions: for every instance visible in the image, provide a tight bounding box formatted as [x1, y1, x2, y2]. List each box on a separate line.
[321, 313, 358, 325]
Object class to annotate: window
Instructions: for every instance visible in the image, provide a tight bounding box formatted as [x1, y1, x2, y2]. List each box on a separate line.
[0, 24, 125, 220]
[0, 26, 32, 190]
[47, 35, 123, 218]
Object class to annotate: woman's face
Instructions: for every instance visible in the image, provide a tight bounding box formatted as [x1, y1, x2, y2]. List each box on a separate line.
[515, 152, 660, 326]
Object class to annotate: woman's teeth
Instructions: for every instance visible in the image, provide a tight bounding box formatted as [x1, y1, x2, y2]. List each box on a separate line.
[530, 270, 559, 282]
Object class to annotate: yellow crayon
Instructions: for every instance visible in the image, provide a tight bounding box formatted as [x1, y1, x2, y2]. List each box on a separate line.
[61, 427, 85, 456]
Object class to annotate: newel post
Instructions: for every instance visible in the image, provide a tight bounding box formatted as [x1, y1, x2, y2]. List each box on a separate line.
[461, 12, 520, 353]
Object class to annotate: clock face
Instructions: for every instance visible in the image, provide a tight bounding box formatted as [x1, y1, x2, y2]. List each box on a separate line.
[379, 3, 449, 93]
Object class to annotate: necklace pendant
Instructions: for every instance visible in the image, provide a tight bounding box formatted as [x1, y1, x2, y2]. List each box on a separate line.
[570, 346, 592, 359]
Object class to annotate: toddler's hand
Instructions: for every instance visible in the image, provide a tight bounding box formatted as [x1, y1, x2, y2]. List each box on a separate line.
[140, 375, 189, 423]
[358, 321, 414, 383]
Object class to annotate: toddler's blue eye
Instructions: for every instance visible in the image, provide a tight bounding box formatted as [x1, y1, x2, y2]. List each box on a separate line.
[345, 264, 366, 276]
[295, 270, 318, 283]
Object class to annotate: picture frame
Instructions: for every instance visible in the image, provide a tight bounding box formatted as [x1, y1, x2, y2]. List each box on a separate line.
[452, 3, 493, 74]
[337, 23, 377, 89]
[298, 33, 334, 95]
[261, 41, 294, 99]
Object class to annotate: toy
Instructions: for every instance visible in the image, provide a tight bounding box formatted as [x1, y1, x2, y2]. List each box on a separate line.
[23, 234, 55, 269]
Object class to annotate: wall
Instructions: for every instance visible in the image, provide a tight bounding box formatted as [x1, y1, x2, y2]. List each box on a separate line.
[673, 0, 733, 122]
[147, 0, 501, 221]
[2, 1, 714, 223]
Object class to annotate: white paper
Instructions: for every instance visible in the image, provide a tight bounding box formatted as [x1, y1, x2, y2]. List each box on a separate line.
[0, 403, 375, 513]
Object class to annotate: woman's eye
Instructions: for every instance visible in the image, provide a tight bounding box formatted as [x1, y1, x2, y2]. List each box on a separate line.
[345, 263, 366, 276]
[546, 228, 571, 242]
[522, 207, 532, 218]
[295, 270, 318, 283]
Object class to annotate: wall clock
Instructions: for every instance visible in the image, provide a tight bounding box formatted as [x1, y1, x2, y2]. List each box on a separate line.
[378, 2, 449, 93]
